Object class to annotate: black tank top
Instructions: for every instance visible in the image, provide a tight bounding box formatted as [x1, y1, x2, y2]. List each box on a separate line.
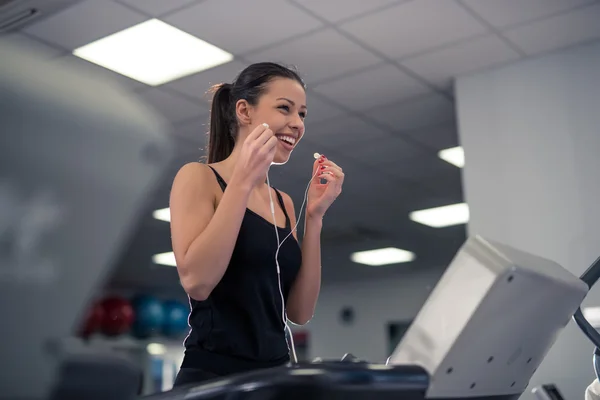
[181, 165, 302, 376]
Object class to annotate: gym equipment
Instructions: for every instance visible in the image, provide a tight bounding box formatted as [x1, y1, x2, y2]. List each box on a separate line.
[532, 384, 565, 400]
[162, 299, 189, 338]
[573, 256, 600, 379]
[100, 297, 135, 337]
[48, 349, 142, 400]
[3, 37, 600, 400]
[79, 301, 105, 338]
[0, 39, 173, 400]
[140, 235, 589, 400]
[132, 295, 166, 339]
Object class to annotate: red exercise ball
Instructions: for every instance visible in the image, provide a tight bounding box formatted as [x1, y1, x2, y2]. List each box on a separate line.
[100, 297, 134, 337]
[79, 301, 105, 338]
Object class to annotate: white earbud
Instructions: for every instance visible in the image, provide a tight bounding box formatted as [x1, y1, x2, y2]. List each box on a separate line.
[314, 152, 321, 159]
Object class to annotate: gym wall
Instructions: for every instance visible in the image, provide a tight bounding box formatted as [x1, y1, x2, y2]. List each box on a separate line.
[295, 268, 445, 362]
[456, 39, 600, 400]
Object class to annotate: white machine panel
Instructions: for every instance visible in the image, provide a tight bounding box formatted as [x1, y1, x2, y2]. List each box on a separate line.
[389, 236, 588, 398]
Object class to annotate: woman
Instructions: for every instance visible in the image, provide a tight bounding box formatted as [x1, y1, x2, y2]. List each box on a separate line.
[169, 62, 344, 386]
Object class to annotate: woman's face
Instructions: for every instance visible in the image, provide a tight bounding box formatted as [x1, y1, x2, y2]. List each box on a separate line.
[246, 77, 307, 164]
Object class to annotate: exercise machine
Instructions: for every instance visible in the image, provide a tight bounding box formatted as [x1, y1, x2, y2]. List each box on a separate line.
[0, 39, 597, 400]
[141, 236, 587, 400]
[0, 40, 174, 400]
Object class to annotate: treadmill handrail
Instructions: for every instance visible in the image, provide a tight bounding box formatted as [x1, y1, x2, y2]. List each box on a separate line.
[573, 256, 600, 348]
[140, 363, 430, 399]
[573, 308, 600, 349]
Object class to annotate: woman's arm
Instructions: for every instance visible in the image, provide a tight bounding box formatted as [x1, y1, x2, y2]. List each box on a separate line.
[281, 191, 322, 325]
[170, 163, 252, 301]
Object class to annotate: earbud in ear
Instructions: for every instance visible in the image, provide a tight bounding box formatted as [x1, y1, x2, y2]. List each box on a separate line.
[314, 153, 321, 159]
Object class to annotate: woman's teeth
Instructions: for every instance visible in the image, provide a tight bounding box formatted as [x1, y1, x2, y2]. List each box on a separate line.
[277, 135, 296, 146]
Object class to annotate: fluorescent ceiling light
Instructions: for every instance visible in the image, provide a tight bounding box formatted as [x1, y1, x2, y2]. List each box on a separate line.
[438, 146, 464, 168]
[350, 247, 415, 266]
[409, 203, 469, 228]
[146, 343, 166, 355]
[73, 19, 234, 86]
[153, 207, 170, 222]
[153, 251, 176, 267]
[583, 307, 600, 328]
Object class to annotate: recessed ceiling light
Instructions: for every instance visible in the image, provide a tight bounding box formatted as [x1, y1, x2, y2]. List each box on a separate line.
[153, 251, 176, 267]
[409, 203, 469, 228]
[583, 307, 600, 328]
[153, 207, 170, 222]
[438, 146, 464, 168]
[146, 343, 167, 355]
[73, 19, 234, 86]
[350, 247, 416, 266]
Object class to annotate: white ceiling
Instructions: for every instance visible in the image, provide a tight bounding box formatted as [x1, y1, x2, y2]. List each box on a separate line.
[3, 0, 600, 293]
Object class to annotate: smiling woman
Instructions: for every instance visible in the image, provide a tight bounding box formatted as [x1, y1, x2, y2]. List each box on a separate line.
[167, 62, 345, 386]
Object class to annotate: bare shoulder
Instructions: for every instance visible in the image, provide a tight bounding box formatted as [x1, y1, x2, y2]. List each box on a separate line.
[277, 189, 296, 212]
[173, 162, 213, 187]
[174, 161, 212, 180]
[171, 162, 217, 199]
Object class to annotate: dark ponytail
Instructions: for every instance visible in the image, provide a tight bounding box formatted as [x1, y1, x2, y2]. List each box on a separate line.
[206, 62, 305, 164]
[207, 83, 235, 163]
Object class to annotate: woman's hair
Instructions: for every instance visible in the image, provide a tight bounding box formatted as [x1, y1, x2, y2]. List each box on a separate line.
[206, 62, 305, 163]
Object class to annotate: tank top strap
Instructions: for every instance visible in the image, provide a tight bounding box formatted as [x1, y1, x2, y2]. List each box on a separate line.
[272, 188, 291, 229]
[207, 165, 227, 192]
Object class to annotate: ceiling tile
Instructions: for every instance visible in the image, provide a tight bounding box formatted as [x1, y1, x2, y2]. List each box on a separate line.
[335, 165, 399, 202]
[345, 136, 424, 168]
[365, 93, 455, 132]
[502, 3, 600, 56]
[165, 60, 248, 103]
[0, 33, 65, 60]
[51, 54, 147, 91]
[164, 0, 324, 54]
[246, 28, 382, 84]
[418, 170, 464, 199]
[117, 0, 198, 16]
[312, 63, 432, 111]
[400, 35, 521, 89]
[136, 87, 206, 123]
[402, 123, 459, 151]
[291, 0, 405, 23]
[371, 185, 446, 218]
[374, 151, 460, 181]
[304, 94, 346, 124]
[460, 0, 595, 29]
[339, 0, 487, 59]
[327, 183, 441, 241]
[304, 114, 391, 147]
[23, 0, 148, 50]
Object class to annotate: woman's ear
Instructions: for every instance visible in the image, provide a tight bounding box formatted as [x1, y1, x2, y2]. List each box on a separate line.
[235, 99, 252, 126]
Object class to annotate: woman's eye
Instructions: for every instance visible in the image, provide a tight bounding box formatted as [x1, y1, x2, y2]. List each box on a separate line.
[278, 105, 290, 112]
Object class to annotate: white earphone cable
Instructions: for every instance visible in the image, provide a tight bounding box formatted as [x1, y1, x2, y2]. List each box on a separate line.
[266, 163, 320, 364]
